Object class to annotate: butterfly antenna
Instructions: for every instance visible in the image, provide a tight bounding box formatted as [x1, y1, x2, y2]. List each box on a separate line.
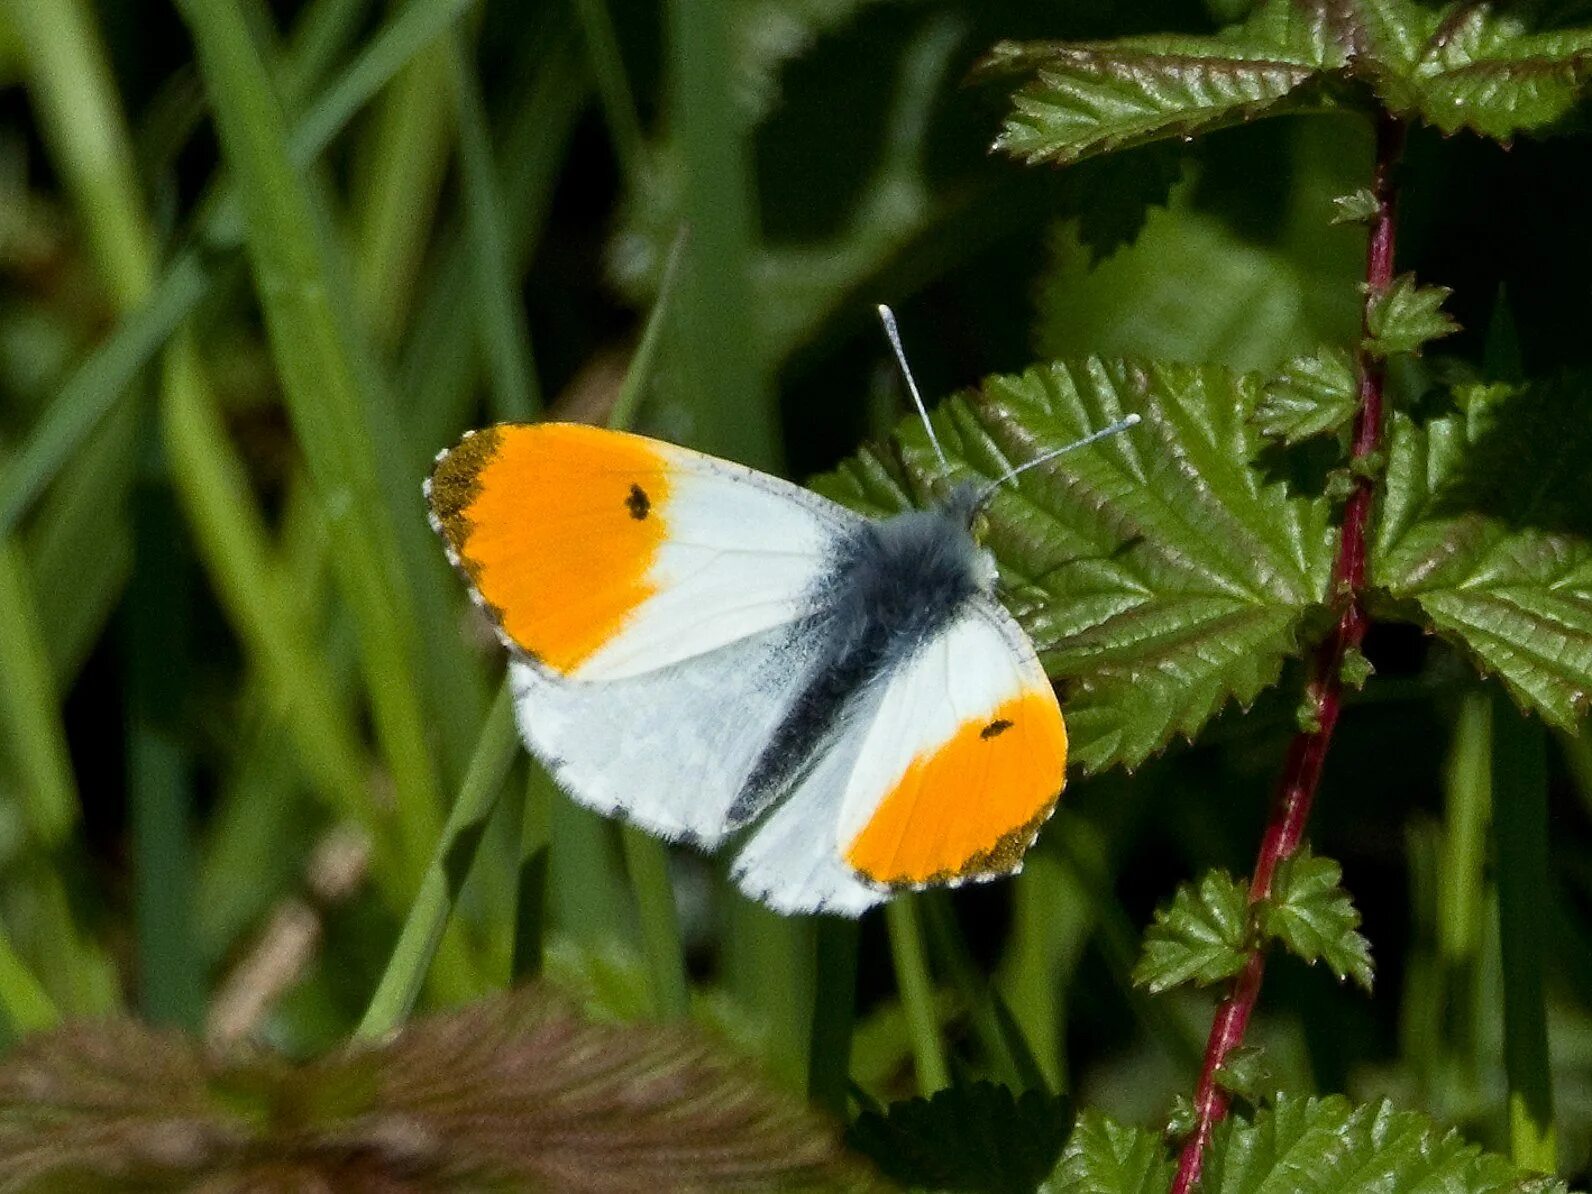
[877, 304, 948, 470]
[972, 413, 1141, 510]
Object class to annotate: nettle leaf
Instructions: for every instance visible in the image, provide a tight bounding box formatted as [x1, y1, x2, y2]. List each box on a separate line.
[815, 359, 1336, 772]
[1213, 1046, 1273, 1103]
[990, 1, 1592, 164]
[1329, 187, 1380, 225]
[1372, 378, 1592, 727]
[1203, 1094, 1570, 1193]
[1374, 4, 1592, 141]
[986, 0, 1350, 166]
[1256, 847, 1374, 990]
[1364, 274, 1459, 358]
[1042, 1109, 1174, 1194]
[1256, 346, 1359, 443]
[0, 988, 873, 1192]
[847, 1081, 1071, 1193]
[1133, 868, 1252, 993]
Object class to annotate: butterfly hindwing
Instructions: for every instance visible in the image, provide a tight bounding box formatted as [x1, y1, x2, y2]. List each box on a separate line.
[732, 599, 1067, 915]
[508, 623, 832, 845]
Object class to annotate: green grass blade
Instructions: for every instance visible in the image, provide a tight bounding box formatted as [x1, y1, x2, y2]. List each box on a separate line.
[357, 681, 518, 1039]
[511, 772, 554, 981]
[179, 0, 446, 881]
[619, 826, 689, 1018]
[0, 540, 79, 848]
[447, 35, 541, 421]
[194, 716, 320, 966]
[279, 0, 373, 103]
[0, 0, 478, 538]
[572, 0, 644, 183]
[922, 892, 1040, 1091]
[401, 19, 583, 454]
[27, 401, 137, 688]
[351, 40, 452, 343]
[291, 0, 478, 167]
[2, 0, 156, 303]
[1491, 689, 1558, 1174]
[607, 227, 687, 431]
[159, 343, 397, 882]
[663, 0, 779, 468]
[124, 486, 204, 1032]
[0, 922, 58, 1036]
[886, 896, 949, 1093]
[808, 918, 859, 1116]
[0, 255, 206, 538]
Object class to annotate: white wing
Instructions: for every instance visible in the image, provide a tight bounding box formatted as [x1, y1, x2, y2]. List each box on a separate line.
[511, 622, 831, 845]
[428, 422, 862, 682]
[731, 601, 1067, 916]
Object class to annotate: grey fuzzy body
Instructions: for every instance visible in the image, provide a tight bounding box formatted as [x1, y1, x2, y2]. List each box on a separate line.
[727, 495, 994, 826]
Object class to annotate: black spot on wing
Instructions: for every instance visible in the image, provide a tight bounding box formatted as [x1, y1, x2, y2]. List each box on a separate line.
[625, 483, 651, 520]
[980, 718, 1014, 739]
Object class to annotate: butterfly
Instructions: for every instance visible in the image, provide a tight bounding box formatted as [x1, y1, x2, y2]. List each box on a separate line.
[425, 308, 1137, 916]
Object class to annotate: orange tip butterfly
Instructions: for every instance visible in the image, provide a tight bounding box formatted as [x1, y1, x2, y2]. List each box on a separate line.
[425, 307, 1138, 916]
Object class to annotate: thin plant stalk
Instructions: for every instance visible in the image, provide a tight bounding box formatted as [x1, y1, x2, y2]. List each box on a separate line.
[1171, 110, 1406, 1193]
[886, 897, 949, 1093]
[618, 827, 691, 1019]
[352, 40, 453, 344]
[572, 0, 645, 183]
[125, 484, 205, 1032]
[357, 682, 519, 1039]
[446, 34, 542, 421]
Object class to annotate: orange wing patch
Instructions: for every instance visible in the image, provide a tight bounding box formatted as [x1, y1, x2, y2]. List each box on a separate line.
[428, 423, 669, 674]
[845, 691, 1067, 886]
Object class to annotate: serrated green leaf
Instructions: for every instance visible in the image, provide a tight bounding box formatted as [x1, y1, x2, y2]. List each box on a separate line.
[1214, 1045, 1273, 1103]
[1364, 274, 1459, 358]
[987, 0, 1350, 166]
[1256, 346, 1359, 443]
[1166, 1094, 1197, 1141]
[991, 1, 1592, 163]
[1372, 378, 1592, 727]
[1339, 645, 1373, 689]
[1377, 5, 1592, 141]
[847, 1082, 1071, 1194]
[1134, 869, 1251, 992]
[1036, 197, 1360, 374]
[1204, 1093, 1571, 1193]
[1329, 187, 1380, 224]
[1041, 1109, 1173, 1194]
[815, 359, 1335, 772]
[1256, 847, 1374, 990]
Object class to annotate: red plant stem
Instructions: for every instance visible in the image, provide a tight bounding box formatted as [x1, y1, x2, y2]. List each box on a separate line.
[1169, 110, 1406, 1194]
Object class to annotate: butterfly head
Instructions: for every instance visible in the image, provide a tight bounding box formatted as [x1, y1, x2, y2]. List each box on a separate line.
[939, 480, 990, 541]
